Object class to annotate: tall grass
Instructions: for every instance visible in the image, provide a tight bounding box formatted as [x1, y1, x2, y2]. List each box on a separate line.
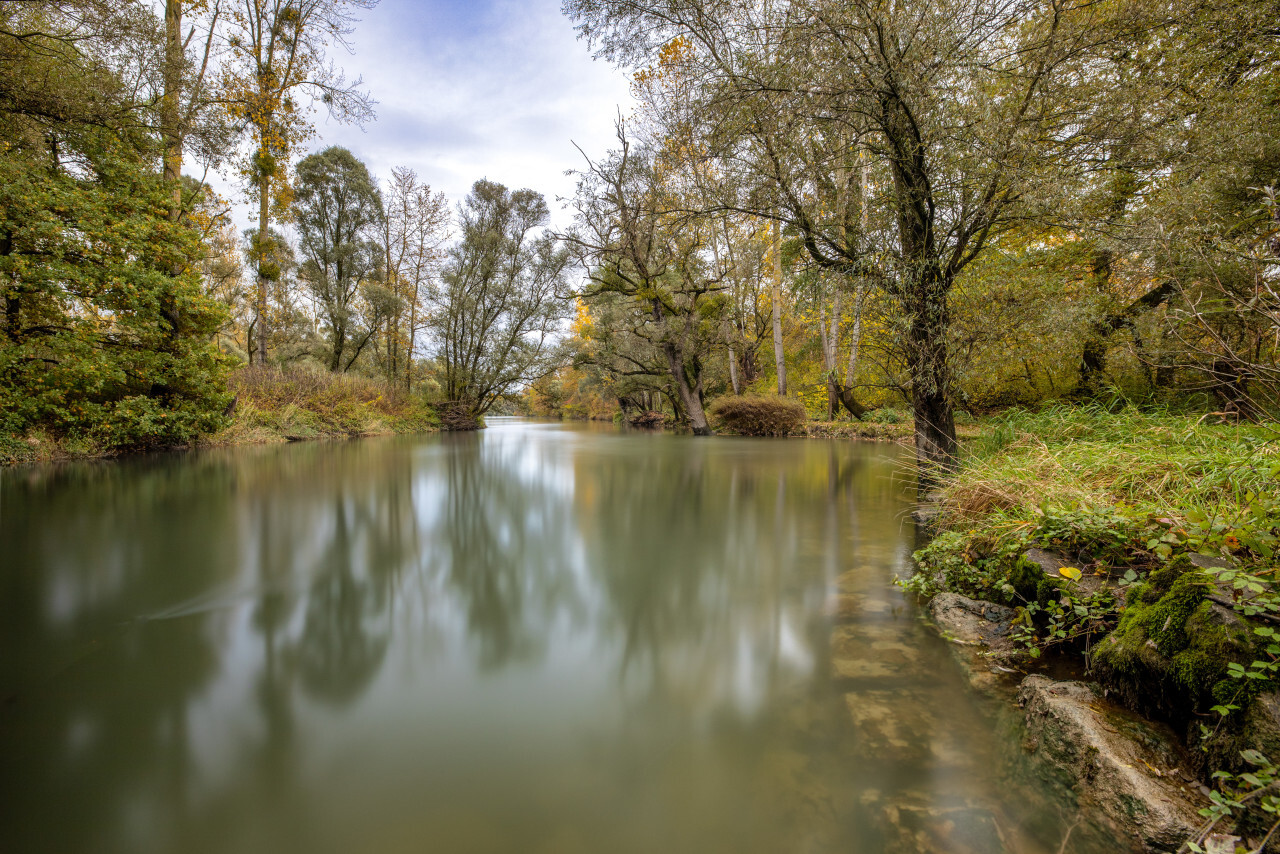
[209, 367, 438, 444]
[942, 404, 1280, 526]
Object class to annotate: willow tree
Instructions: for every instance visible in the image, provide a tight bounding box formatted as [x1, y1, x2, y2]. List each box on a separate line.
[430, 181, 572, 425]
[217, 0, 376, 365]
[565, 0, 1110, 469]
[294, 146, 387, 372]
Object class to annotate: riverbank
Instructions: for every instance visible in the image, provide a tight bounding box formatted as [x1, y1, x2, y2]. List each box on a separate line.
[0, 368, 440, 466]
[800, 416, 984, 442]
[907, 404, 1280, 850]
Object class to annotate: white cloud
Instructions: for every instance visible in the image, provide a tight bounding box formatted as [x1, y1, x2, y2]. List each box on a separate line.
[206, 0, 637, 233]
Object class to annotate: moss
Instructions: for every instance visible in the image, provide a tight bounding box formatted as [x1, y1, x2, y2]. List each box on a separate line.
[1006, 555, 1062, 606]
[1093, 554, 1257, 723]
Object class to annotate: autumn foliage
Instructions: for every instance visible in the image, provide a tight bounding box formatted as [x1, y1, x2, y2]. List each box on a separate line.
[708, 395, 807, 437]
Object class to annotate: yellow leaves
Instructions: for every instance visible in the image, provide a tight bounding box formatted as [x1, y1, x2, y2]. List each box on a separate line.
[570, 297, 594, 338]
[1059, 566, 1083, 581]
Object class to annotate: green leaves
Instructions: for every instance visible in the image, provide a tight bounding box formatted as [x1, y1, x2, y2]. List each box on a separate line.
[0, 125, 231, 449]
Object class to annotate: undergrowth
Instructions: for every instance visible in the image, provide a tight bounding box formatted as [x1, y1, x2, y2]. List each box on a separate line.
[905, 403, 1280, 848]
[205, 367, 438, 446]
[709, 394, 807, 436]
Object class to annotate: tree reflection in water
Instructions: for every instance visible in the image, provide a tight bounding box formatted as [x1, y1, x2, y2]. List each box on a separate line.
[1, 425, 1065, 854]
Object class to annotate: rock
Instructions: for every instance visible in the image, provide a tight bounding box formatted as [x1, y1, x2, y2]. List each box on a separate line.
[1016, 675, 1205, 851]
[928, 593, 1015, 647]
[822, 591, 891, 621]
[842, 688, 974, 767]
[1091, 556, 1254, 727]
[1022, 548, 1114, 597]
[875, 801, 1007, 854]
[1188, 553, 1234, 571]
[831, 622, 921, 680]
[927, 593, 1023, 694]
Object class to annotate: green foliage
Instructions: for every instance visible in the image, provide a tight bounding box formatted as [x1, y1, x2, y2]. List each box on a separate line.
[1186, 750, 1280, 853]
[708, 394, 807, 436]
[0, 132, 231, 451]
[912, 407, 1280, 686]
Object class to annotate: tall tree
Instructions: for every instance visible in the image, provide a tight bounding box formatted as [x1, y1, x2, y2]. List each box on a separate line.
[0, 3, 231, 447]
[382, 167, 449, 391]
[430, 180, 572, 424]
[217, 0, 376, 366]
[567, 125, 726, 435]
[293, 146, 387, 372]
[565, 0, 1108, 469]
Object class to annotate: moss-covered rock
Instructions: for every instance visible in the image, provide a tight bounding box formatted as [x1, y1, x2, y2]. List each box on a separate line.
[1092, 555, 1258, 736]
[1016, 676, 1204, 852]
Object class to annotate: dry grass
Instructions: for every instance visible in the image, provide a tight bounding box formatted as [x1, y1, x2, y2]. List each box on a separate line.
[709, 394, 808, 436]
[205, 367, 438, 446]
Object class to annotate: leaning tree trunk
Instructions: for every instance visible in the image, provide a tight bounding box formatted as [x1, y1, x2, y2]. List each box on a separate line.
[835, 284, 868, 419]
[663, 343, 710, 435]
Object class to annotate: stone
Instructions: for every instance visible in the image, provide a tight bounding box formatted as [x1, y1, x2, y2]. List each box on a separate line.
[928, 593, 1015, 647]
[842, 689, 972, 767]
[831, 622, 921, 680]
[1016, 675, 1205, 851]
[867, 791, 1008, 854]
[823, 591, 891, 621]
[926, 593, 1023, 694]
[1022, 548, 1114, 597]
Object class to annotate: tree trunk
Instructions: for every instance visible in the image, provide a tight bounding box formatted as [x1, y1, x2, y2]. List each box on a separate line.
[162, 1, 183, 222]
[771, 219, 786, 396]
[728, 343, 741, 395]
[907, 270, 957, 474]
[255, 169, 270, 366]
[156, 0, 185, 349]
[662, 342, 710, 434]
[834, 285, 867, 419]
[1078, 281, 1175, 394]
[653, 300, 710, 435]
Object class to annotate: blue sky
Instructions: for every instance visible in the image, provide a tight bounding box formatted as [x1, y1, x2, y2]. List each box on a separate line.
[213, 0, 637, 229]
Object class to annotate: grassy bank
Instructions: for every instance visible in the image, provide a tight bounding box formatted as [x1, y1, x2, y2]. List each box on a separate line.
[909, 404, 1279, 649]
[1, 368, 440, 465]
[908, 405, 1280, 842]
[205, 368, 439, 447]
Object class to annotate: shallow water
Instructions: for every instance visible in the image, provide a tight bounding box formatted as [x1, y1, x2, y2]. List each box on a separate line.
[1, 419, 1086, 853]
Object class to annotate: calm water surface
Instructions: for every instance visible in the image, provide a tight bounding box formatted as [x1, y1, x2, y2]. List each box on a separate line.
[2, 419, 1077, 853]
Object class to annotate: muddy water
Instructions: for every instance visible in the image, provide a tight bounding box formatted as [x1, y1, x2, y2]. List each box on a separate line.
[0, 419, 1088, 853]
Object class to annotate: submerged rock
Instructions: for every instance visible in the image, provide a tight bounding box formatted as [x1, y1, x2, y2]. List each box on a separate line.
[1016, 675, 1204, 852]
[926, 593, 1023, 694]
[830, 621, 921, 680]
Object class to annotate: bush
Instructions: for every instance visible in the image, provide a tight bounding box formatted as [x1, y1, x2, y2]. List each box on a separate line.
[709, 394, 807, 436]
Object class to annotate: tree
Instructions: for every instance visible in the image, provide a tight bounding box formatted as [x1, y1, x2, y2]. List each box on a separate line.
[0, 3, 231, 447]
[565, 0, 1109, 469]
[293, 145, 389, 372]
[381, 167, 449, 391]
[217, 0, 377, 366]
[567, 124, 727, 435]
[429, 180, 572, 425]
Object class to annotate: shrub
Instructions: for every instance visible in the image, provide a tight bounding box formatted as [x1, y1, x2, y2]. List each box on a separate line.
[709, 395, 807, 436]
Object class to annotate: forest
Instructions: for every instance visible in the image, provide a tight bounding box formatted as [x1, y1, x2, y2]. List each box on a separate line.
[1, 0, 1276, 464]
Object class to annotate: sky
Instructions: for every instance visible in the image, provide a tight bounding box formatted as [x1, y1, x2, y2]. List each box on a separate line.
[210, 0, 638, 231]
